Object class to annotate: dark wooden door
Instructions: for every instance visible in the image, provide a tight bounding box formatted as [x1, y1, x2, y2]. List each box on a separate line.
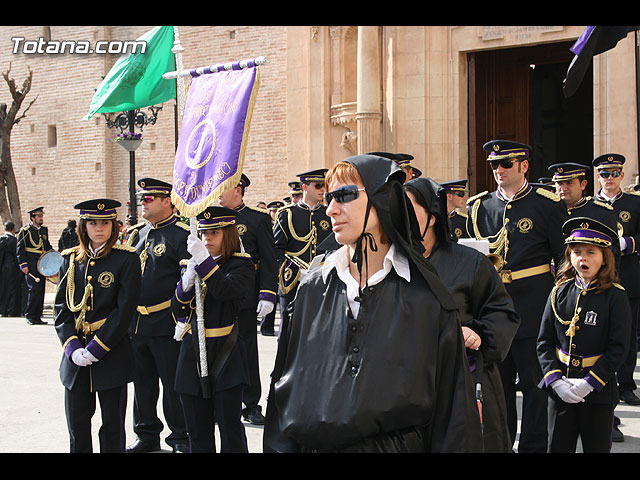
[468, 42, 579, 195]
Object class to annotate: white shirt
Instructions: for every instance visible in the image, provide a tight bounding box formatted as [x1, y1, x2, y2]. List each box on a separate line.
[322, 243, 411, 317]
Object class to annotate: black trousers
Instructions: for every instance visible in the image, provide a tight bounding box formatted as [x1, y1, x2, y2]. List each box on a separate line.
[499, 336, 548, 453]
[238, 303, 261, 414]
[64, 367, 128, 453]
[547, 398, 615, 452]
[0, 268, 21, 316]
[24, 269, 45, 322]
[617, 297, 639, 392]
[130, 334, 187, 447]
[180, 384, 247, 453]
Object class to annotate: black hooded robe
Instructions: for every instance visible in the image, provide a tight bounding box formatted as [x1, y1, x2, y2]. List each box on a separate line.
[263, 155, 483, 452]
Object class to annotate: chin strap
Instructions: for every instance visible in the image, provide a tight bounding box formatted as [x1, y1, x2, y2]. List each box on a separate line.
[420, 213, 432, 241]
[351, 200, 378, 297]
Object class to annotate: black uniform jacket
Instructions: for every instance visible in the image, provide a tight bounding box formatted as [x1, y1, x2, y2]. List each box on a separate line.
[466, 182, 568, 339]
[55, 245, 142, 392]
[594, 189, 640, 298]
[16, 223, 53, 272]
[264, 254, 483, 453]
[427, 241, 520, 365]
[127, 214, 189, 336]
[273, 202, 332, 294]
[537, 278, 631, 405]
[172, 252, 255, 396]
[0, 233, 19, 271]
[449, 210, 469, 240]
[234, 203, 278, 304]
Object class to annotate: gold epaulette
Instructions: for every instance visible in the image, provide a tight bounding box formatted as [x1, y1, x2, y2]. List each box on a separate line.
[233, 252, 252, 259]
[61, 246, 80, 256]
[613, 282, 626, 291]
[175, 221, 190, 231]
[276, 203, 294, 215]
[628, 189, 640, 197]
[466, 190, 488, 206]
[455, 210, 468, 218]
[112, 243, 136, 253]
[536, 187, 561, 202]
[592, 199, 614, 210]
[127, 221, 145, 233]
[247, 205, 269, 214]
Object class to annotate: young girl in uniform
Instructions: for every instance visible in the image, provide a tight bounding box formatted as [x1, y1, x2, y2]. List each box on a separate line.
[172, 206, 254, 453]
[55, 199, 141, 453]
[537, 216, 631, 452]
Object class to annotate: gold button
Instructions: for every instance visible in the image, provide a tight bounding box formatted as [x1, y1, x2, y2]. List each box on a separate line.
[87, 276, 92, 281]
[506, 204, 512, 209]
[505, 218, 510, 223]
[86, 306, 91, 311]
[90, 261, 95, 266]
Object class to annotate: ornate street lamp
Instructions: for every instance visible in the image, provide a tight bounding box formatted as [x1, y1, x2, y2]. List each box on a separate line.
[103, 106, 162, 225]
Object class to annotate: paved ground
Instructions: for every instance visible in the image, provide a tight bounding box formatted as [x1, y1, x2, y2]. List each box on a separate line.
[1, 297, 639, 453]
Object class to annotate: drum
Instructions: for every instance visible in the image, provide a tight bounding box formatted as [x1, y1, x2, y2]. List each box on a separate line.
[37, 250, 64, 279]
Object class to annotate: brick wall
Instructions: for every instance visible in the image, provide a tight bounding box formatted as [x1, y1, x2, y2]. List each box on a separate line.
[0, 25, 289, 244]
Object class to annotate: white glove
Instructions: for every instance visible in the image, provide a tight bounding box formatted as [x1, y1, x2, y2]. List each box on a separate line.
[181, 258, 198, 291]
[82, 349, 99, 363]
[71, 348, 93, 367]
[567, 378, 594, 399]
[620, 237, 627, 251]
[187, 233, 210, 264]
[256, 300, 275, 318]
[551, 377, 584, 403]
[174, 322, 189, 341]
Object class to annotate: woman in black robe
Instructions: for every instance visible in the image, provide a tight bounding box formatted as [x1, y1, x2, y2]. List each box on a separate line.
[264, 154, 483, 452]
[404, 177, 520, 452]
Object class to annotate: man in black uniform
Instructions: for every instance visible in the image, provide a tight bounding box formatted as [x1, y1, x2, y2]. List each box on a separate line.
[16, 207, 53, 325]
[273, 168, 331, 330]
[125, 178, 189, 453]
[466, 140, 568, 453]
[219, 173, 278, 425]
[0, 221, 21, 317]
[592, 153, 640, 406]
[440, 179, 470, 240]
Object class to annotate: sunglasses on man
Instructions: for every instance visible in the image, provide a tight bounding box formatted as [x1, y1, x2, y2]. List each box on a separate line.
[140, 194, 169, 203]
[325, 185, 365, 204]
[450, 191, 466, 198]
[598, 170, 622, 179]
[489, 158, 523, 170]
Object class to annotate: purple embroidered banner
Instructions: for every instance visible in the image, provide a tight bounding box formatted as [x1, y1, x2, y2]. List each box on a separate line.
[172, 66, 260, 217]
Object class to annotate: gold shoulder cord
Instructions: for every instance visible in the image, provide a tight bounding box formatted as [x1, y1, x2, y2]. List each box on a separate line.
[65, 251, 94, 332]
[470, 198, 509, 258]
[285, 207, 317, 258]
[20, 227, 43, 250]
[550, 282, 582, 375]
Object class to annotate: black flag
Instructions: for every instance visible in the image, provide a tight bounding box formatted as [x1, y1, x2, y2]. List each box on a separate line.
[563, 26, 639, 98]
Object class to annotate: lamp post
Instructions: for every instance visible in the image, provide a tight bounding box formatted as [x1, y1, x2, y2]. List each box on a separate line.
[103, 106, 162, 225]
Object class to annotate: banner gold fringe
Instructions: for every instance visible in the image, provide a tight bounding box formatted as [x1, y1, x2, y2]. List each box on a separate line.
[171, 67, 261, 218]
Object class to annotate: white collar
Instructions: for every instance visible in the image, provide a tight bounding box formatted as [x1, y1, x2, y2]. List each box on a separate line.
[322, 243, 410, 317]
[89, 242, 106, 257]
[322, 243, 411, 284]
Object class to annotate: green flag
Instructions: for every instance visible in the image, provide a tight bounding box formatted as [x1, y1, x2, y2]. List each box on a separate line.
[84, 26, 176, 120]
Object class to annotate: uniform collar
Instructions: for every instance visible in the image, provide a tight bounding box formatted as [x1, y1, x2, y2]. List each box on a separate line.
[299, 200, 322, 211]
[568, 196, 589, 211]
[596, 188, 623, 204]
[89, 242, 107, 258]
[150, 213, 178, 229]
[496, 179, 531, 202]
[574, 276, 597, 291]
[234, 202, 246, 211]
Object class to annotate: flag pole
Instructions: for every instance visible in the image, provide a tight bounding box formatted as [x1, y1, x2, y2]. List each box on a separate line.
[171, 26, 212, 398]
[162, 56, 268, 80]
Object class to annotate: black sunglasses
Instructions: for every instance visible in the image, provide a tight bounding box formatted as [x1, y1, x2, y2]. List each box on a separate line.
[489, 158, 524, 170]
[598, 170, 622, 179]
[325, 185, 365, 204]
[450, 191, 466, 197]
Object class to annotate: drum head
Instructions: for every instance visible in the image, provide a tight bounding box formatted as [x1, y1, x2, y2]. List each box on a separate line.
[38, 251, 64, 277]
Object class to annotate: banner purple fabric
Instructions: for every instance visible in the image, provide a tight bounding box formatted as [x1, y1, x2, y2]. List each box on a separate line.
[172, 66, 260, 217]
[569, 26, 595, 56]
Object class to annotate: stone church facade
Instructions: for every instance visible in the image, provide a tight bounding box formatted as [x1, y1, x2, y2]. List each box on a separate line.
[0, 25, 637, 244]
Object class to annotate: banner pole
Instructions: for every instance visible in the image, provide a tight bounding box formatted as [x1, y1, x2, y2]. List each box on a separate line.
[172, 26, 211, 397]
[163, 55, 267, 80]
